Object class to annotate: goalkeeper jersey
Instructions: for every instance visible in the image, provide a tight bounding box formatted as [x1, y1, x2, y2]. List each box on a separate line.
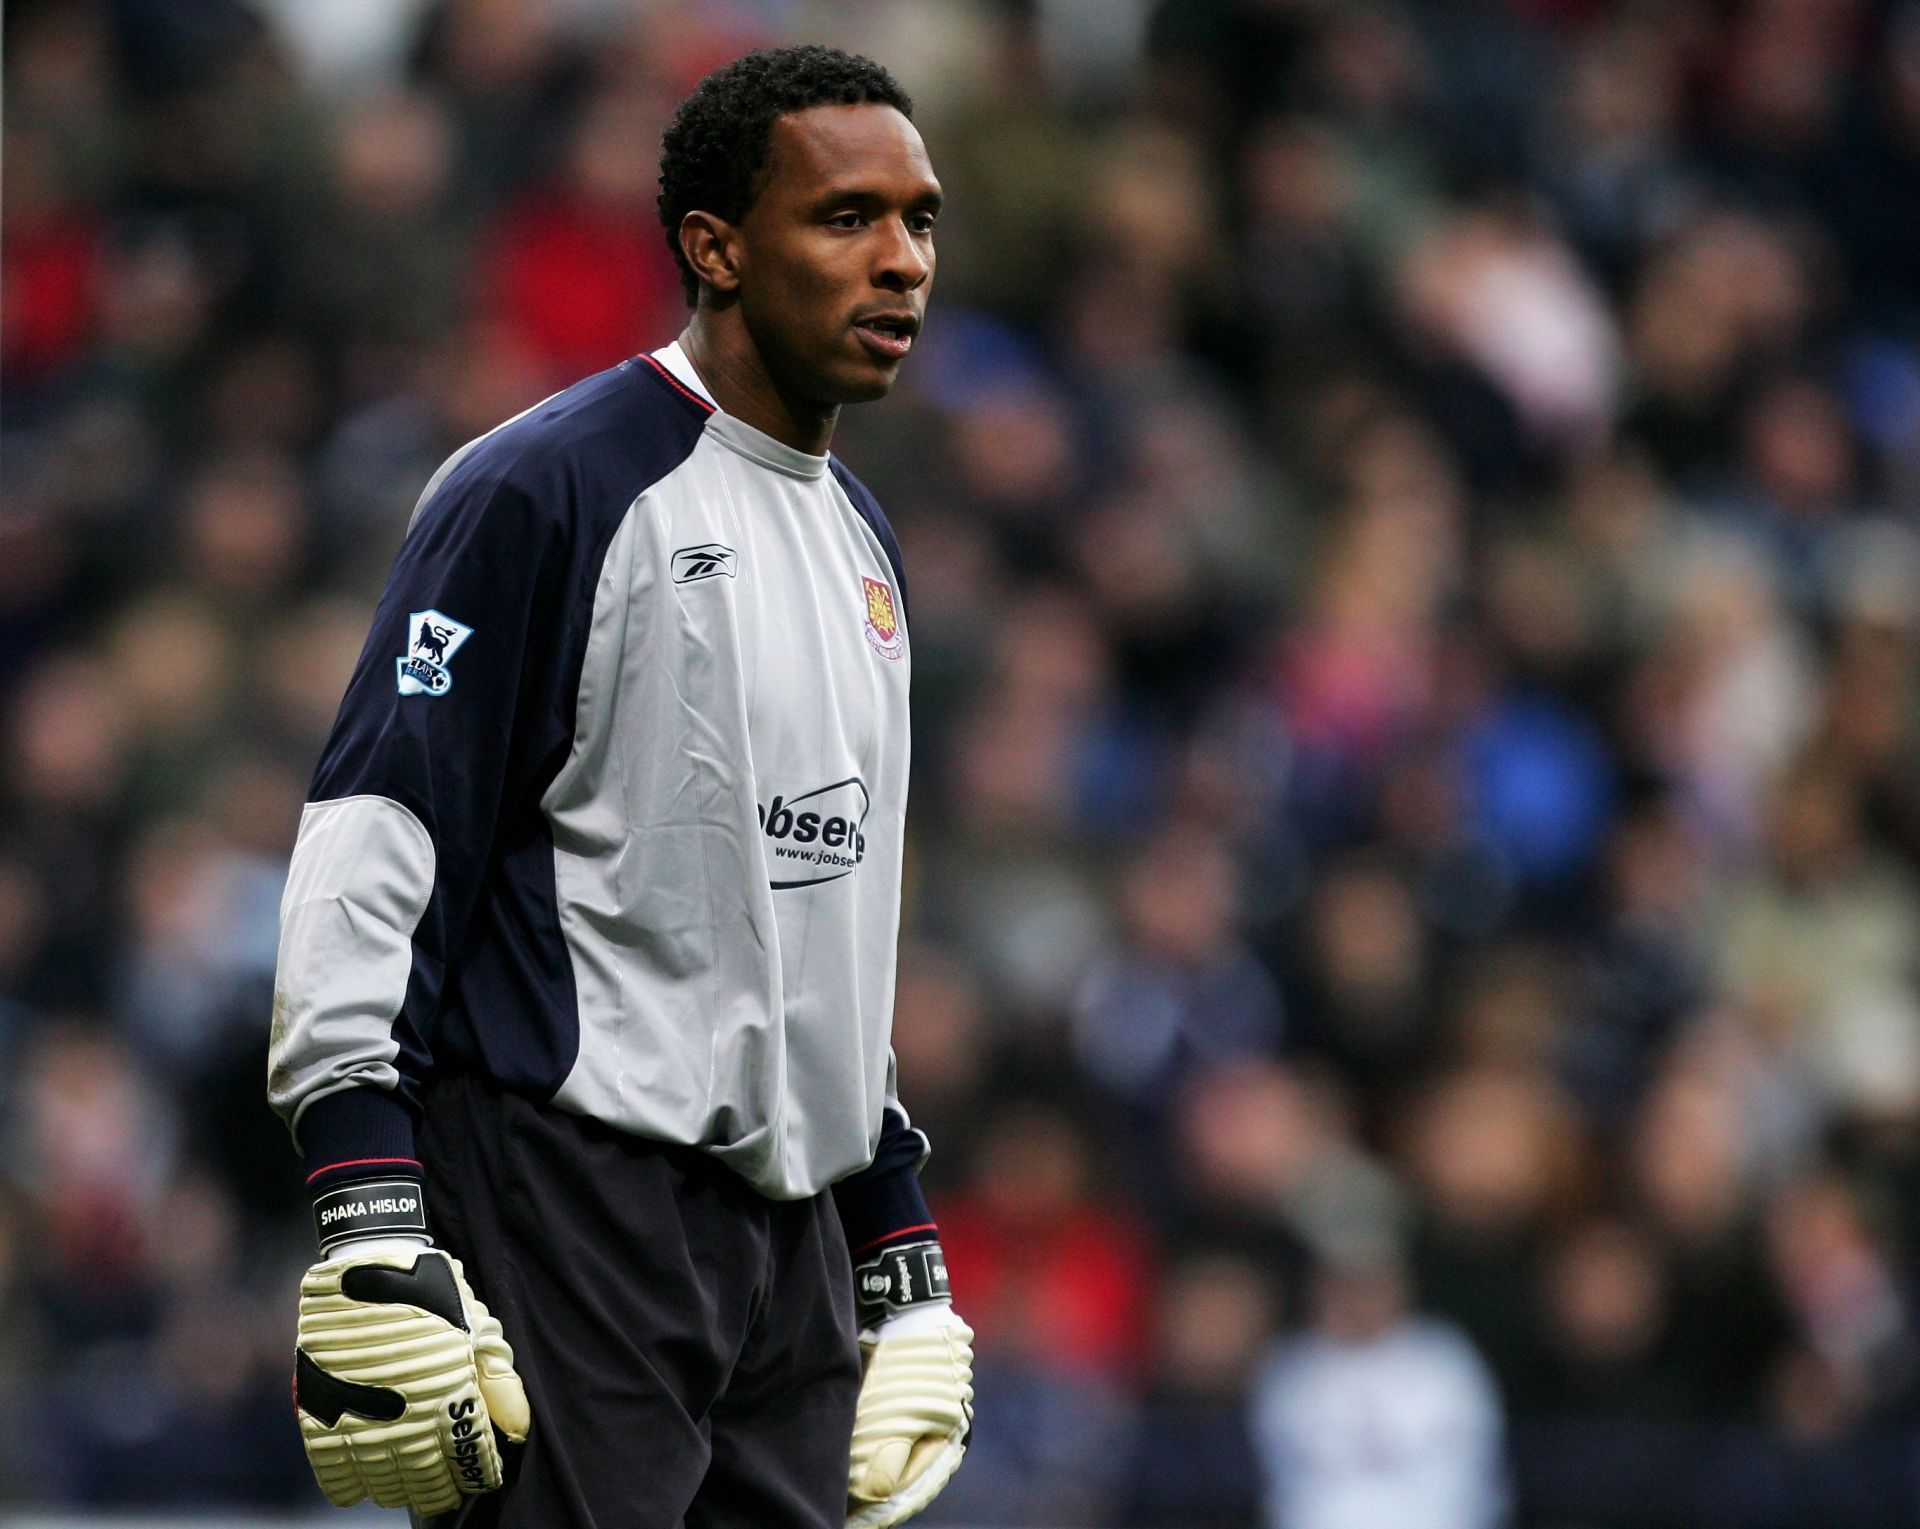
[269, 343, 928, 1224]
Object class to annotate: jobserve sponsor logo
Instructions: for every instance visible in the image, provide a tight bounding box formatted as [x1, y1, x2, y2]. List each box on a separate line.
[759, 777, 870, 888]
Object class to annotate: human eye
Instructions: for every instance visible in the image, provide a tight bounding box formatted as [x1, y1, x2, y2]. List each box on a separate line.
[826, 210, 866, 230]
[908, 210, 938, 235]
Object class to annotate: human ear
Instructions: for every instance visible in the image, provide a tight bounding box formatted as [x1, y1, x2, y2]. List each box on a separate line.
[679, 212, 743, 297]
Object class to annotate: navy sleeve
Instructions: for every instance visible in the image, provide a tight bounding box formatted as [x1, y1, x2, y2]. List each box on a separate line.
[833, 1105, 938, 1258]
[829, 457, 909, 622]
[825, 460, 932, 1258]
[289, 462, 578, 1175]
[275, 361, 711, 1184]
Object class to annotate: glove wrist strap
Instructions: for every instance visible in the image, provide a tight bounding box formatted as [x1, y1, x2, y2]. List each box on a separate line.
[854, 1237, 950, 1330]
[311, 1174, 429, 1256]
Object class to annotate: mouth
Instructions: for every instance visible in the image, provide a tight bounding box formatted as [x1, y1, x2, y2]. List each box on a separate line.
[852, 312, 919, 361]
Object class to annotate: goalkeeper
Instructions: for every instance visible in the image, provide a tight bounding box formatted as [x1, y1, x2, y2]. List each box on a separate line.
[268, 46, 970, 1528]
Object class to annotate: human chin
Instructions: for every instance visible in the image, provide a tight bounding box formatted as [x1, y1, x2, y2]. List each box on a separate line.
[816, 339, 902, 403]
[835, 358, 900, 402]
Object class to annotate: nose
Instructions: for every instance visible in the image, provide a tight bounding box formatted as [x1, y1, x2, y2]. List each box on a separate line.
[873, 216, 930, 293]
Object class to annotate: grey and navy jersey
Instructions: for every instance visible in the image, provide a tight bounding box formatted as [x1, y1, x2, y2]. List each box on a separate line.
[269, 343, 930, 1225]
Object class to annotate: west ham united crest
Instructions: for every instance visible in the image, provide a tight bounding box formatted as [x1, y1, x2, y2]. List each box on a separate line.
[861, 576, 903, 661]
[396, 609, 474, 696]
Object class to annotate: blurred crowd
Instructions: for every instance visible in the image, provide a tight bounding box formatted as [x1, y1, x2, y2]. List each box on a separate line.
[6, 0, 1920, 1523]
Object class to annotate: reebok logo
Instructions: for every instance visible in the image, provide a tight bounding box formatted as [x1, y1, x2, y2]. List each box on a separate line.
[672, 543, 736, 583]
[759, 777, 870, 889]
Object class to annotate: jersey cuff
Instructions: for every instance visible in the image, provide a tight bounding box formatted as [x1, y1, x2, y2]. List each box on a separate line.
[834, 1163, 937, 1259]
[297, 1086, 421, 1193]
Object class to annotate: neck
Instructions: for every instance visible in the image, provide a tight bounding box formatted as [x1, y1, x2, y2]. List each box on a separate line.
[680, 311, 837, 456]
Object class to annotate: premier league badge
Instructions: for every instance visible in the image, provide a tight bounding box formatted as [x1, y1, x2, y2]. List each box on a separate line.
[396, 609, 474, 696]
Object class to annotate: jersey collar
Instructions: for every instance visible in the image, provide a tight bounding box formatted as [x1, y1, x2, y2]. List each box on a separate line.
[651, 341, 830, 481]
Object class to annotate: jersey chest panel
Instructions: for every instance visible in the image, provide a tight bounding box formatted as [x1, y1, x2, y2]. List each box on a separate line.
[542, 426, 909, 1189]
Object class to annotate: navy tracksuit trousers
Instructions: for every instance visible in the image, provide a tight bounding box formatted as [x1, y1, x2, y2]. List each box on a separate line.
[411, 1073, 861, 1528]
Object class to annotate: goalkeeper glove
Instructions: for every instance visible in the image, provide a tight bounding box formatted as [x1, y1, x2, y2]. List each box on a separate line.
[846, 1238, 974, 1529]
[294, 1177, 529, 1515]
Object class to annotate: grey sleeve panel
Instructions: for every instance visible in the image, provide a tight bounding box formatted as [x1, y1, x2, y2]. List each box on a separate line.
[268, 794, 436, 1138]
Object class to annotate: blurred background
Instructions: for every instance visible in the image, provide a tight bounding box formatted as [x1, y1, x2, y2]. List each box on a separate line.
[5, 0, 1920, 1523]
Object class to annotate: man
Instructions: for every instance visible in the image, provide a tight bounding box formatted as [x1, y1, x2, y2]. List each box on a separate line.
[1251, 1236, 1505, 1529]
[268, 46, 972, 1528]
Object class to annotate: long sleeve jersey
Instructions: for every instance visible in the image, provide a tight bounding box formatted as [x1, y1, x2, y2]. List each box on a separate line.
[269, 343, 932, 1245]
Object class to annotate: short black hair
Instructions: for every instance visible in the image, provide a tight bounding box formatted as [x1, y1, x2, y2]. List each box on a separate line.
[658, 45, 914, 304]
